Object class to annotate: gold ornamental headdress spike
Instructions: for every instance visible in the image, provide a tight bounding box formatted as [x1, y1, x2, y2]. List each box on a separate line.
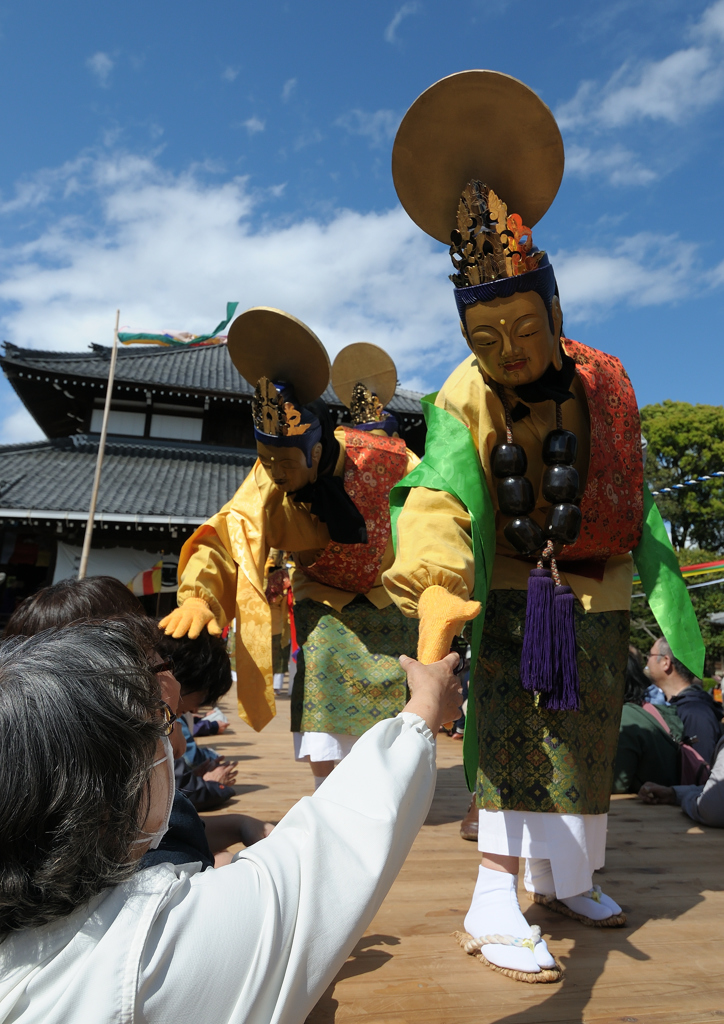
[392, 70, 564, 244]
[331, 343, 398, 425]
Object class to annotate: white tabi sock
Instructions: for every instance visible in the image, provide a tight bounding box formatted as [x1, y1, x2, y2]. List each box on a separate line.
[561, 887, 622, 921]
[273, 672, 285, 693]
[525, 857, 619, 921]
[313, 775, 325, 791]
[463, 866, 555, 973]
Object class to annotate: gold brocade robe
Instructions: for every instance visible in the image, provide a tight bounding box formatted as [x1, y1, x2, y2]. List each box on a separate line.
[383, 350, 634, 616]
[177, 427, 419, 731]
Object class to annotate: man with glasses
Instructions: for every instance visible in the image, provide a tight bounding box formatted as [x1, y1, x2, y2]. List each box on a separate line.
[645, 637, 722, 765]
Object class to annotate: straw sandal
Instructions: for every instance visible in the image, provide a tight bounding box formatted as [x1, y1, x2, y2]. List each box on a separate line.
[527, 886, 627, 927]
[453, 927, 562, 984]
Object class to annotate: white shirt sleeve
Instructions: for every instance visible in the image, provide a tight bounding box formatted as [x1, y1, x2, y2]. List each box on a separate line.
[138, 712, 436, 1024]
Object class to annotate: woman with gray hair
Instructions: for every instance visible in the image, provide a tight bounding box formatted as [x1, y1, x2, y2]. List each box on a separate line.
[0, 619, 460, 1024]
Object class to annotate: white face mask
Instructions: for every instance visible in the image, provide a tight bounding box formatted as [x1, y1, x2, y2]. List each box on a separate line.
[135, 735, 175, 851]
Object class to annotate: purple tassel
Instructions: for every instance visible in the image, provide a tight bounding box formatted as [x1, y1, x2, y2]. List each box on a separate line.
[544, 585, 580, 711]
[520, 568, 554, 694]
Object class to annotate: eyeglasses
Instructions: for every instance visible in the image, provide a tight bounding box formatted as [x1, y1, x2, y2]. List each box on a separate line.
[646, 653, 665, 661]
[158, 700, 178, 736]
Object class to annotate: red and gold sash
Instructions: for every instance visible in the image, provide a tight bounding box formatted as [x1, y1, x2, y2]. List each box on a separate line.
[303, 430, 409, 593]
[563, 339, 643, 560]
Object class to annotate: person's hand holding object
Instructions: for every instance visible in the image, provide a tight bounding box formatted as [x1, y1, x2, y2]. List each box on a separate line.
[417, 585, 481, 664]
[159, 597, 222, 639]
[400, 652, 463, 735]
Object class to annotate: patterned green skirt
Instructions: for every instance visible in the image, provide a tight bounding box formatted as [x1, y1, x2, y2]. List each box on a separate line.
[272, 635, 290, 674]
[290, 597, 417, 736]
[474, 590, 629, 815]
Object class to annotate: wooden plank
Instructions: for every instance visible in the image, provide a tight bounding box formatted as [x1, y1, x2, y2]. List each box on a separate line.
[208, 694, 724, 1023]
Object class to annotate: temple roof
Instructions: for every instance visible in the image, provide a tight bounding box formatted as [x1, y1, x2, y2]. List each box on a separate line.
[0, 341, 425, 414]
[0, 435, 255, 524]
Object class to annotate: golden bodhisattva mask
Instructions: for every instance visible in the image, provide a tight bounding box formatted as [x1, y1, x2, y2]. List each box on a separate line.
[463, 291, 563, 388]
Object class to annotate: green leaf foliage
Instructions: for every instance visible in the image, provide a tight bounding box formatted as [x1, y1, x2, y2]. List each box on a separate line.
[640, 401, 724, 552]
[630, 547, 724, 673]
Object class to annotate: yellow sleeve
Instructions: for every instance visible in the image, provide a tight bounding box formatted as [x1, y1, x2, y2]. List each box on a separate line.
[177, 515, 238, 629]
[178, 465, 276, 732]
[382, 485, 475, 619]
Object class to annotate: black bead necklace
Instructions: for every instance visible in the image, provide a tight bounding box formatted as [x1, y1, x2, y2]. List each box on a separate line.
[492, 383, 582, 561]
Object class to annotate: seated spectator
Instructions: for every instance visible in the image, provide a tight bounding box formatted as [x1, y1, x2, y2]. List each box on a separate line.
[3, 574, 143, 636]
[3, 575, 266, 868]
[645, 637, 723, 765]
[0, 620, 460, 1023]
[639, 734, 724, 828]
[155, 627, 242, 814]
[613, 651, 684, 794]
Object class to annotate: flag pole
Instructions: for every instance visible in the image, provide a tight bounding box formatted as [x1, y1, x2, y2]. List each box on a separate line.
[78, 309, 120, 580]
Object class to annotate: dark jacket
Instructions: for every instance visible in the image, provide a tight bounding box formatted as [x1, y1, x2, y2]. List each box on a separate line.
[669, 684, 723, 765]
[174, 757, 234, 812]
[140, 791, 215, 871]
[613, 702, 684, 793]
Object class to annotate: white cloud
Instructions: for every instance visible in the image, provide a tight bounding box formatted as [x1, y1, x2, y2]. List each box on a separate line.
[384, 2, 418, 43]
[566, 144, 657, 186]
[0, 397, 45, 446]
[0, 152, 710, 409]
[0, 151, 456, 389]
[240, 117, 265, 135]
[553, 232, 697, 322]
[557, 1, 724, 130]
[222, 66, 239, 83]
[281, 78, 297, 102]
[86, 52, 114, 88]
[336, 109, 400, 148]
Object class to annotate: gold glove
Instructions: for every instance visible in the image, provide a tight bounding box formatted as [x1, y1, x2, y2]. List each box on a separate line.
[158, 597, 222, 640]
[417, 585, 481, 665]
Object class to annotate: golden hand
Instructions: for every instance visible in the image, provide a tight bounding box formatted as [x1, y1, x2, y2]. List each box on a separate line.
[158, 597, 222, 639]
[417, 585, 481, 665]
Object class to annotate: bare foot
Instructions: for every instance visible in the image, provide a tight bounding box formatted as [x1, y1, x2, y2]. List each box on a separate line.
[237, 814, 275, 846]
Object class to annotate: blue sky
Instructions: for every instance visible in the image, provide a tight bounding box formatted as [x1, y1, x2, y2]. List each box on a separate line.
[1, 0, 723, 442]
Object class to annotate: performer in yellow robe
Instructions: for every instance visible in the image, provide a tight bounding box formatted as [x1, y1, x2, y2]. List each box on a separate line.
[382, 71, 704, 983]
[161, 310, 419, 788]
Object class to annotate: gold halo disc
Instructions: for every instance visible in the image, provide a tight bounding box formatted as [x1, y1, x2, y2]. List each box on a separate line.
[392, 70, 564, 243]
[227, 307, 330, 406]
[331, 343, 398, 409]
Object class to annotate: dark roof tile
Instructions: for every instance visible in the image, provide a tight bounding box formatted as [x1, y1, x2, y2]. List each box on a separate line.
[0, 435, 255, 520]
[1, 342, 424, 414]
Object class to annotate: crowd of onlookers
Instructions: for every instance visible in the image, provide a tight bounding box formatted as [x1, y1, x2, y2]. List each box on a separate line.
[2, 575, 273, 869]
[614, 639, 724, 827]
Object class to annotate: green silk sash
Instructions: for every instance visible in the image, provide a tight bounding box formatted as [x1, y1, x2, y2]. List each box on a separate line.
[632, 485, 705, 678]
[390, 396, 706, 790]
[390, 394, 495, 788]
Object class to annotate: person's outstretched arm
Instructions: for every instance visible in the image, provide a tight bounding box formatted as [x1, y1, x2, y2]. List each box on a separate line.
[139, 655, 461, 1024]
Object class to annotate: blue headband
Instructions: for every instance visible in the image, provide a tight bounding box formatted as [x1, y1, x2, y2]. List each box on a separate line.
[253, 380, 323, 467]
[254, 421, 323, 466]
[351, 412, 399, 437]
[453, 258, 558, 334]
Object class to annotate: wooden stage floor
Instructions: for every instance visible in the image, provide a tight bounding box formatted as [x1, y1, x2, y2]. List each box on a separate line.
[210, 693, 724, 1024]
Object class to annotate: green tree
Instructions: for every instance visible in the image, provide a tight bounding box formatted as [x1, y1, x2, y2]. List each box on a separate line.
[630, 548, 724, 675]
[640, 401, 724, 552]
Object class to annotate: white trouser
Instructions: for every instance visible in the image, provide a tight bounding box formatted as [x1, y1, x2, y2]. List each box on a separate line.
[477, 809, 607, 900]
[293, 731, 358, 763]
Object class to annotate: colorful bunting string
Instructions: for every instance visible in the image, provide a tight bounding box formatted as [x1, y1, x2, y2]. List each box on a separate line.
[651, 471, 724, 496]
[119, 301, 238, 347]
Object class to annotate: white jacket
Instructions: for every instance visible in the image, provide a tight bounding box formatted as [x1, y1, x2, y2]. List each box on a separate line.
[0, 713, 435, 1024]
